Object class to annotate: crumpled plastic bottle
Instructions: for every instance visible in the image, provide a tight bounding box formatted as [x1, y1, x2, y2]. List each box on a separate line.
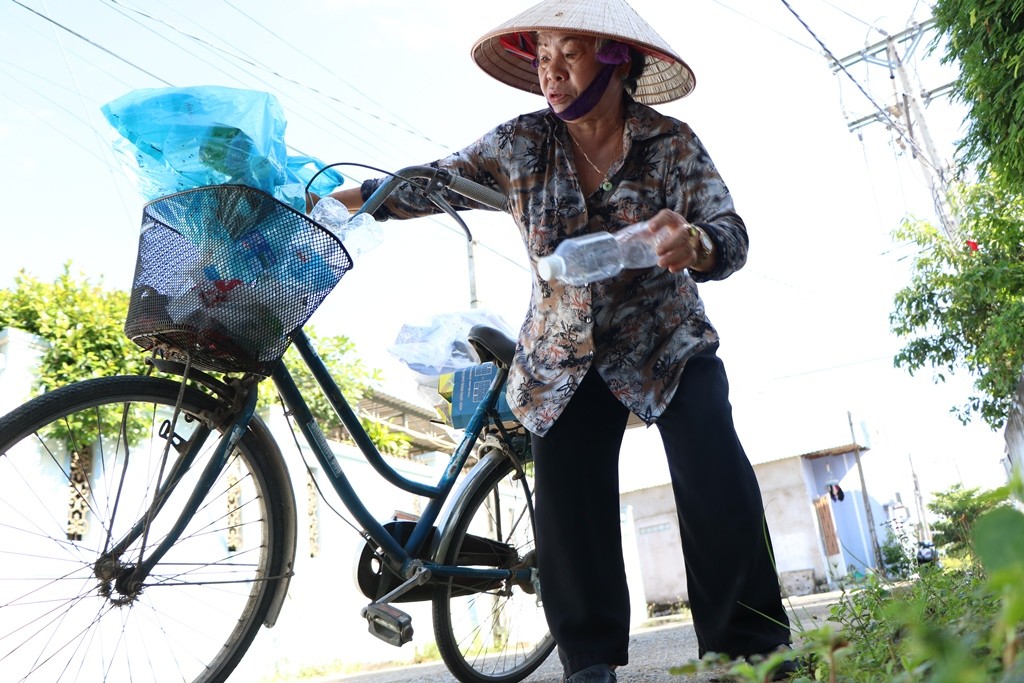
[310, 196, 384, 260]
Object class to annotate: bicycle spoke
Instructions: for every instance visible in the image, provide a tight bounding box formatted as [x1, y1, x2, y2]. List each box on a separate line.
[0, 376, 284, 682]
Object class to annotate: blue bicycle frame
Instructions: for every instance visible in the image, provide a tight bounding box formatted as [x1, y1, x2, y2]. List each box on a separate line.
[271, 329, 526, 586]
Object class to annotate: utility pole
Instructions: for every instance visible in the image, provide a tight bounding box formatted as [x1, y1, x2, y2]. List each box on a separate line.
[849, 411, 884, 573]
[467, 240, 480, 309]
[832, 19, 960, 241]
[908, 452, 932, 542]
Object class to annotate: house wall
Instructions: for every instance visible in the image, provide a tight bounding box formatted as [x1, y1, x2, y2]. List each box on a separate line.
[756, 458, 830, 595]
[0, 328, 48, 417]
[806, 452, 888, 576]
[622, 456, 836, 606]
[620, 485, 686, 607]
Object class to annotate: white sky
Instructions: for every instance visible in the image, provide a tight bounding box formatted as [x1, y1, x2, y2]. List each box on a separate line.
[0, 0, 1010, 503]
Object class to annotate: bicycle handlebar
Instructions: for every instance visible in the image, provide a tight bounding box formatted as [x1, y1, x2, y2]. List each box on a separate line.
[360, 165, 507, 217]
[443, 170, 507, 210]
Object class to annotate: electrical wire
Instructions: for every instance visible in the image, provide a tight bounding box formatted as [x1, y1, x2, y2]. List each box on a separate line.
[703, 0, 820, 53]
[769, 353, 895, 381]
[41, 0, 137, 227]
[777, 0, 938, 174]
[0, 76, 110, 164]
[218, 0, 445, 154]
[9, 0, 526, 274]
[101, 0, 450, 156]
[93, 0, 395, 164]
[9, 0, 172, 86]
[816, 0, 875, 29]
[90, 0, 482, 246]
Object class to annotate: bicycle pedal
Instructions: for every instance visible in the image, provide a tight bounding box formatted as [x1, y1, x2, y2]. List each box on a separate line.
[361, 603, 414, 647]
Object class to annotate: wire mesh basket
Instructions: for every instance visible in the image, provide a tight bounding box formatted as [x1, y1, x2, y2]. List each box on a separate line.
[125, 185, 353, 376]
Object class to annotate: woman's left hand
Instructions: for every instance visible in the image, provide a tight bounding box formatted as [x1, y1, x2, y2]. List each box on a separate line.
[646, 209, 711, 273]
[305, 192, 321, 214]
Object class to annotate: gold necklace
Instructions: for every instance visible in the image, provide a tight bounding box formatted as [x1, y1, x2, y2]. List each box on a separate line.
[567, 130, 616, 192]
[567, 130, 604, 175]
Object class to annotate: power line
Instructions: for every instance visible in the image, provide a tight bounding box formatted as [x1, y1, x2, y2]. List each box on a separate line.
[0, 74, 109, 164]
[217, 0, 443, 152]
[703, 0, 820, 53]
[41, 0, 137, 227]
[828, 16, 960, 240]
[777, 0, 936, 174]
[89, 0, 408, 167]
[6, 1, 528, 275]
[92, 2, 525, 270]
[102, 0, 450, 154]
[9, 0, 172, 86]
[816, 0, 875, 30]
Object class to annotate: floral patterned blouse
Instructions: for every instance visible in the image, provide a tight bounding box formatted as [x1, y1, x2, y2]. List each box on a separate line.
[361, 98, 748, 436]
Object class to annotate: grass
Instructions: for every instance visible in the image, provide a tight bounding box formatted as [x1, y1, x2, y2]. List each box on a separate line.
[670, 482, 1024, 682]
[263, 482, 1024, 682]
[259, 642, 442, 682]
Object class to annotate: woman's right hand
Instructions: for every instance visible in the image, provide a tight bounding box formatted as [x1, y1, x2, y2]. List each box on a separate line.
[307, 187, 364, 215]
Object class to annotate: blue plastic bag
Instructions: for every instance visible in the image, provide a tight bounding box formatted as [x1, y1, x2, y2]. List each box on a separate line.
[101, 86, 343, 210]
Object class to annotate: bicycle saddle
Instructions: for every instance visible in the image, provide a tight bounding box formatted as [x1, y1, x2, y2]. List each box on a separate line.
[467, 324, 516, 370]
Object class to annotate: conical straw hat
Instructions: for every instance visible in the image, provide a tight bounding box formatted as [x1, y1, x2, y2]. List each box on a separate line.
[471, 0, 695, 104]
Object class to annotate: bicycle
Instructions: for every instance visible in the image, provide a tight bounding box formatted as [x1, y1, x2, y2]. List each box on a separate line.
[0, 168, 554, 683]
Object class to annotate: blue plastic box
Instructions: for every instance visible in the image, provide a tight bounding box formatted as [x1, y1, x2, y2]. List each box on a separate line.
[447, 363, 516, 428]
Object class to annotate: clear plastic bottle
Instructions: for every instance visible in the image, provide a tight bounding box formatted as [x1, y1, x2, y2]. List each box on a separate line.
[310, 196, 383, 260]
[536, 221, 664, 285]
[309, 195, 350, 233]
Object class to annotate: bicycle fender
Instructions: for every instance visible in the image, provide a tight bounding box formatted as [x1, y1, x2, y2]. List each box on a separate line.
[432, 449, 509, 563]
[247, 414, 298, 628]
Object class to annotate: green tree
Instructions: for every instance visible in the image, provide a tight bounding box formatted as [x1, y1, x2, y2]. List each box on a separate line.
[926, 482, 1006, 556]
[270, 330, 412, 458]
[890, 174, 1024, 428]
[890, 2, 1024, 430]
[0, 265, 155, 448]
[0, 265, 410, 456]
[932, 0, 1024, 189]
[0, 263, 149, 393]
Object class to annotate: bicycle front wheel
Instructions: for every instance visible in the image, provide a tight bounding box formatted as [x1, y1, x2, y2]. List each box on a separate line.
[432, 452, 555, 683]
[0, 375, 289, 683]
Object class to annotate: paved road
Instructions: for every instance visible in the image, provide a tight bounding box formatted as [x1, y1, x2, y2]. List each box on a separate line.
[327, 591, 842, 683]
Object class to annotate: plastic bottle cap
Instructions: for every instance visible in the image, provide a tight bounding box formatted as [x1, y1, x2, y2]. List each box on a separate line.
[537, 255, 564, 281]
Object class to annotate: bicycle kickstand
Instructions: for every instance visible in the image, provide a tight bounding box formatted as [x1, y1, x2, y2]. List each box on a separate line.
[360, 563, 431, 647]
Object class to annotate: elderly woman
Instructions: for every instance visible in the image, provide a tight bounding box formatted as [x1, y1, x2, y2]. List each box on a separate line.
[324, 0, 796, 680]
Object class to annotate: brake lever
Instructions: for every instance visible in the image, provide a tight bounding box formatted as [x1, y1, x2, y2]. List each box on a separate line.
[423, 190, 473, 242]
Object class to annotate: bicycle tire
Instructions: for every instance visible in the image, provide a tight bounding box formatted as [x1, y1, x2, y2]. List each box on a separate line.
[0, 375, 289, 683]
[432, 452, 555, 683]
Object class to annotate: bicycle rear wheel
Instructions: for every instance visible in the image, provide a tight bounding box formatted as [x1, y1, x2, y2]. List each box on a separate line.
[0, 375, 289, 683]
[432, 452, 554, 683]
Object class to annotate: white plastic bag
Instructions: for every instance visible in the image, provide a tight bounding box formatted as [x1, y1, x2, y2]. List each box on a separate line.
[388, 309, 516, 376]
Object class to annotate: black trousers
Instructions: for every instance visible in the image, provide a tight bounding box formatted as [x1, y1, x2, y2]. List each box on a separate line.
[531, 345, 791, 674]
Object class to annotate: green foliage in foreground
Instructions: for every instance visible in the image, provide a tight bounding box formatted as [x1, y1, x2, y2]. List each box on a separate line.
[672, 479, 1024, 681]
